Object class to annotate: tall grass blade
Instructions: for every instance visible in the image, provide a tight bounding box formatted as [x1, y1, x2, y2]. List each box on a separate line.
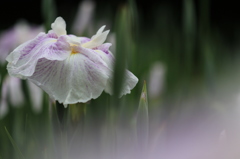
[136, 81, 149, 155]
[41, 0, 57, 31]
[113, 5, 132, 101]
[183, 0, 196, 76]
[4, 127, 25, 159]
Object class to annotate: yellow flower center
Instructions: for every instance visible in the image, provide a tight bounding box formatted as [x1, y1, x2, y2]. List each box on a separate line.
[70, 44, 79, 55]
[71, 48, 79, 55]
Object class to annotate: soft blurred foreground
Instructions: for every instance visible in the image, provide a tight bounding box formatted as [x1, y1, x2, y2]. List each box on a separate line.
[1, 0, 240, 158]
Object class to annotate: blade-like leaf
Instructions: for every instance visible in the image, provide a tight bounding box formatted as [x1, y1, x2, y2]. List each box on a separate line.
[136, 81, 149, 152]
[41, 0, 57, 31]
[113, 5, 132, 101]
[5, 127, 25, 159]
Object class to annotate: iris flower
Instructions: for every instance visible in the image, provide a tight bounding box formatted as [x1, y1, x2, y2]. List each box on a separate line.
[6, 17, 138, 107]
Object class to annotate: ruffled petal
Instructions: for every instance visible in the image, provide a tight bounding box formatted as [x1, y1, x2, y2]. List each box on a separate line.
[67, 35, 90, 45]
[67, 35, 81, 45]
[93, 47, 138, 96]
[119, 70, 139, 96]
[94, 43, 114, 67]
[51, 17, 67, 36]
[82, 25, 109, 49]
[104, 70, 138, 96]
[79, 37, 91, 44]
[6, 32, 71, 79]
[28, 46, 111, 105]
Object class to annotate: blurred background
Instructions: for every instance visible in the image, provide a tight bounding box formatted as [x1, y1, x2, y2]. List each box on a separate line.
[1, 0, 240, 158]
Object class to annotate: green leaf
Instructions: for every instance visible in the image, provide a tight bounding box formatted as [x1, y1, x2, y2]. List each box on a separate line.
[136, 81, 149, 152]
[183, 0, 196, 76]
[4, 127, 25, 159]
[41, 0, 57, 31]
[113, 5, 132, 101]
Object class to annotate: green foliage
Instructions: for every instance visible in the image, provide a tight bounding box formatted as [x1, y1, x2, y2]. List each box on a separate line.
[113, 5, 131, 99]
[1, 0, 240, 158]
[5, 127, 25, 159]
[136, 81, 149, 153]
[41, 0, 57, 31]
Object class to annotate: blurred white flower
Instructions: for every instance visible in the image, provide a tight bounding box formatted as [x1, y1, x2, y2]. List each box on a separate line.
[0, 76, 24, 119]
[6, 17, 138, 107]
[6, 76, 24, 107]
[0, 76, 9, 119]
[0, 21, 43, 64]
[27, 80, 43, 113]
[148, 62, 166, 99]
[0, 75, 43, 119]
[71, 0, 95, 35]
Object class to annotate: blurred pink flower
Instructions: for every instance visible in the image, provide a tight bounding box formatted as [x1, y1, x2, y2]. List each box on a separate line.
[0, 21, 43, 64]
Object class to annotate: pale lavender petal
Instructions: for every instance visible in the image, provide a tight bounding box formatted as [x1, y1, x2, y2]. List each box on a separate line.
[94, 45, 114, 67]
[80, 37, 91, 44]
[28, 46, 111, 105]
[95, 43, 112, 54]
[6, 32, 71, 78]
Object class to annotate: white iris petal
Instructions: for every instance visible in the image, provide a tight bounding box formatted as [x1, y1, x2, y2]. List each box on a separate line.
[6, 33, 71, 79]
[28, 46, 110, 105]
[51, 17, 67, 36]
[82, 25, 110, 49]
[94, 47, 138, 96]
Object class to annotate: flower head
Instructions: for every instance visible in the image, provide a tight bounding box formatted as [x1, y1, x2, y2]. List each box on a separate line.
[6, 17, 138, 107]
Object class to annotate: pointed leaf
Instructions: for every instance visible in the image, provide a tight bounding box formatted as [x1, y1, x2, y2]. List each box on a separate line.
[5, 127, 25, 159]
[136, 81, 149, 152]
[113, 5, 131, 100]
